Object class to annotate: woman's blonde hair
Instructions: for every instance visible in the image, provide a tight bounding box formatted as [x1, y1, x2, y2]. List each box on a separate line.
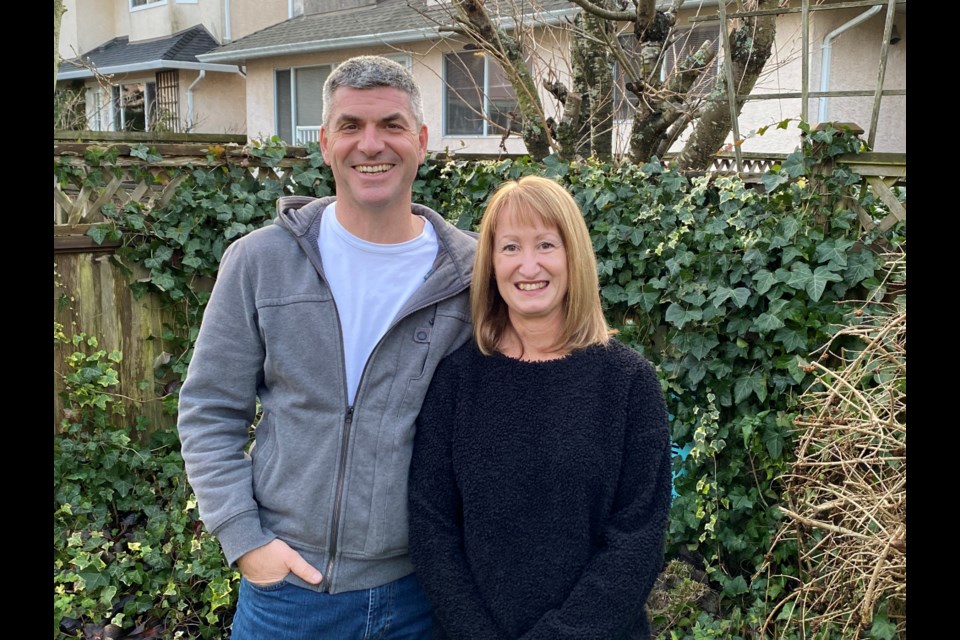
[471, 175, 612, 355]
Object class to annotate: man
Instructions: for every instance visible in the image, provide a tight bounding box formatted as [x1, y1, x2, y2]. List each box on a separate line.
[177, 56, 476, 638]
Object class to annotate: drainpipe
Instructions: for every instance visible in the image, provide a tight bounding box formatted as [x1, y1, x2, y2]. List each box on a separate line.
[224, 0, 232, 43]
[187, 70, 206, 132]
[289, 0, 294, 19]
[818, 5, 882, 123]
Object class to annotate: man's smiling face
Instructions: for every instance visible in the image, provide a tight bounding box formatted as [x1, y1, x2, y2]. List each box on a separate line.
[320, 86, 428, 218]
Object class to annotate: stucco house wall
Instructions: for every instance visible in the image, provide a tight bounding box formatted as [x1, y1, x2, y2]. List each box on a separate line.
[243, 24, 571, 156]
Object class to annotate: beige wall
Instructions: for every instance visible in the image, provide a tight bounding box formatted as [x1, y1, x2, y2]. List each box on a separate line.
[243, 26, 570, 156]
[809, 7, 906, 152]
[128, 1, 222, 42]
[663, 6, 906, 156]
[180, 69, 248, 134]
[230, 0, 290, 41]
[60, 0, 122, 60]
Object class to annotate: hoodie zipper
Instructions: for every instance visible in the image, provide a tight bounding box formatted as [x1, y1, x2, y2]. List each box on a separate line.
[286, 209, 469, 593]
[320, 292, 455, 593]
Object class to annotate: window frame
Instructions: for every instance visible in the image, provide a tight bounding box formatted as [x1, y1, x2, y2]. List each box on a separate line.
[274, 55, 413, 145]
[130, 0, 167, 11]
[274, 64, 333, 145]
[442, 50, 520, 138]
[613, 24, 722, 122]
[86, 80, 158, 132]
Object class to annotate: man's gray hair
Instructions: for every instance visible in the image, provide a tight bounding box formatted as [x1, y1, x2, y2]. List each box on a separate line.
[322, 56, 424, 128]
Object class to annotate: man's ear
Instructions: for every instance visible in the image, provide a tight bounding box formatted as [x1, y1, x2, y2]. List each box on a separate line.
[417, 124, 428, 163]
[320, 127, 330, 163]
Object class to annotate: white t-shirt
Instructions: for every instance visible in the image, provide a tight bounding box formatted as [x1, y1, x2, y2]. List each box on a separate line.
[319, 203, 439, 405]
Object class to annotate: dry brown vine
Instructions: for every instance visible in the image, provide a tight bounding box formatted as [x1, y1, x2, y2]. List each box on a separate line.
[761, 251, 906, 639]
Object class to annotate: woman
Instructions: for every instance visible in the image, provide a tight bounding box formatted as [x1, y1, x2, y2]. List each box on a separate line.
[408, 175, 673, 639]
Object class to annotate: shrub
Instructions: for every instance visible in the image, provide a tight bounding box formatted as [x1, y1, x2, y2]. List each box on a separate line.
[54, 324, 237, 638]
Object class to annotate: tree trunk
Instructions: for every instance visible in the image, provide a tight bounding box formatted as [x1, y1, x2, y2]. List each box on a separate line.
[568, 7, 615, 160]
[54, 0, 66, 94]
[674, 1, 777, 171]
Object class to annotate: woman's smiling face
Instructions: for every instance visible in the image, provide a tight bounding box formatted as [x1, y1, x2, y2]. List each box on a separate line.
[492, 208, 568, 328]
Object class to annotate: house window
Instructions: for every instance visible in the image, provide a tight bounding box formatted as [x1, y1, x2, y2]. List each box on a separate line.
[275, 65, 332, 145]
[86, 81, 158, 132]
[443, 51, 520, 136]
[130, 0, 166, 9]
[614, 25, 721, 121]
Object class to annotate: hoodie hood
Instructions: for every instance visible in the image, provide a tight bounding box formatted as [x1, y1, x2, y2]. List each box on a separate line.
[273, 195, 476, 296]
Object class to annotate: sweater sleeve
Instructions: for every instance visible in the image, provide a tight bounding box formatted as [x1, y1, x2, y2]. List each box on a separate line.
[408, 355, 509, 640]
[518, 357, 673, 640]
[176, 239, 276, 566]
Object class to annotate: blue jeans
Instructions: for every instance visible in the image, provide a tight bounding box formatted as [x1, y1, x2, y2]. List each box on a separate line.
[231, 573, 433, 640]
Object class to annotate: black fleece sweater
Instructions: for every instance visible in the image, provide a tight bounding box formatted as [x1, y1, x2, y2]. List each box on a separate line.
[408, 339, 673, 640]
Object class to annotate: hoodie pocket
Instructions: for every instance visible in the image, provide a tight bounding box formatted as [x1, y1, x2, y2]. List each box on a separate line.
[250, 411, 278, 488]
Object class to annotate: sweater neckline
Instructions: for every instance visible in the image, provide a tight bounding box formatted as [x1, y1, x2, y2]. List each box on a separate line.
[490, 342, 604, 366]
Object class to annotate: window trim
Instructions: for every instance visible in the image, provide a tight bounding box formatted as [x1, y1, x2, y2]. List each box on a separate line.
[442, 50, 519, 138]
[130, 0, 167, 11]
[613, 25, 721, 122]
[274, 64, 334, 145]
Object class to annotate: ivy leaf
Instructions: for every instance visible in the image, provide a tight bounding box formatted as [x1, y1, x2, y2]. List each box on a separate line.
[729, 490, 754, 511]
[78, 571, 110, 590]
[734, 372, 766, 404]
[665, 303, 688, 329]
[680, 291, 706, 307]
[711, 286, 734, 306]
[815, 238, 854, 268]
[129, 144, 161, 163]
[542, 154, 568, 178]
[224, 221, 248, 240]
[774, 327, 807, 353]
[686, 333, 720, 360]
[760, 171, 788, 193]
[782, 151, 807, 177]
[99, 585, 118, 606]
[602, 284, 626, 303]
[686, 359, 706, 386]
[763, 426, 785, 460]
[626, 284, 660, 311]
[729, 287, 751, 308]
[802, 265, 844, 302]
[754, 313, 785, 333]
[844, 250, 876, 284]
[151, 272, 176, 292]
[781, 245, 805, 266]
[870, 612, 898, 640]
[753, 270, 777, 295]
[87, 224, 112, 245]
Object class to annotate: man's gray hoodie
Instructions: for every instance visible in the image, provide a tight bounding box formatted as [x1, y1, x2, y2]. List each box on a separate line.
[177, 196, 476, 594]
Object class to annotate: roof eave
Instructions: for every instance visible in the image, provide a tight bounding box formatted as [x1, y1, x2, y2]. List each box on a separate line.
[57, 60, 242, 81]
[197, 7, 581, 64]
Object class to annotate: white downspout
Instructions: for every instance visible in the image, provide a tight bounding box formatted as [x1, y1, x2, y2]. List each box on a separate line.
[818, 5, 882, 123]
[224, 0, 232, 43]
[289, 0, 294, 19]
[187, 70, 206, 132]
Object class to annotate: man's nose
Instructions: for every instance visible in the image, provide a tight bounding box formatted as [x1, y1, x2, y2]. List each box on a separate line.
[357, 125, 385, 155]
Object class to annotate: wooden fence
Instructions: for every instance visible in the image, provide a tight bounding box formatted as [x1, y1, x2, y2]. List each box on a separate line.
[53, 132, 906, 432]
